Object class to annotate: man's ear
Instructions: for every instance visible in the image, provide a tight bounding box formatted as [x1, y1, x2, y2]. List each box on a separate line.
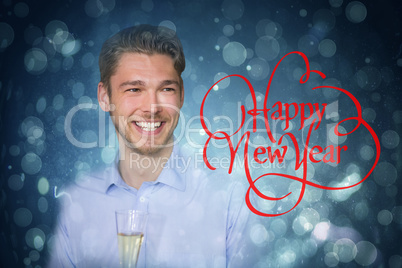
[98, 82, 110, 112]
[179, 81, 184, 109]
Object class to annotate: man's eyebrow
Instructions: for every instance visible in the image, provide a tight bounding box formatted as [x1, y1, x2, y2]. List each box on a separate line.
[119, 80, 180, 88]
[159, 80, 180, 87]
[119, 80, 146, 88]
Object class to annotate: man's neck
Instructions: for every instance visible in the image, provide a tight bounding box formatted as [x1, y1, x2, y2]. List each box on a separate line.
[118, 145, 173, 189]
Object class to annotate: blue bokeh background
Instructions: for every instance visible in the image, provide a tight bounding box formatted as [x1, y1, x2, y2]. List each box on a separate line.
[1, 0, 401, 267]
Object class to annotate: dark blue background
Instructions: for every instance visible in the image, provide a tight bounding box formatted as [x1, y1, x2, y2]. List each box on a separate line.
[1, 0, 401, 267]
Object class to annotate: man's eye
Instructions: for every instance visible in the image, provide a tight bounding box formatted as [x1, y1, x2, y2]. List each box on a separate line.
[163, 88, 175, 92]
[127, 88, 140, 92]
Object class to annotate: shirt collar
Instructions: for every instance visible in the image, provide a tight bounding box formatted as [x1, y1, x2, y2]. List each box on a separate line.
[155, 145, 187, 191]
[103, 145, 187, 193]
[103, 160, 125, 193]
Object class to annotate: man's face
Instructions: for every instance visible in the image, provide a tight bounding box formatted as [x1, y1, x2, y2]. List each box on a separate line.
[98, 53, 184, 156]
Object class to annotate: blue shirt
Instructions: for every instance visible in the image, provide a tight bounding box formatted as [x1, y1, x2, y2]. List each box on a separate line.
[48, 146, 255, 267]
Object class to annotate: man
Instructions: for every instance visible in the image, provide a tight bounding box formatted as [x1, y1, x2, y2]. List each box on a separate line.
[48, 24, 254, 267]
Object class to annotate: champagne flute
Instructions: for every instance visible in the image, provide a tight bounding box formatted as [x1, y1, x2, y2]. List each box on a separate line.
[115, 210, 148, 268]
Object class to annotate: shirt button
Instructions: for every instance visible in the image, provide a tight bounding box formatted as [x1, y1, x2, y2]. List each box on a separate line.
[139, 197, 146, 202]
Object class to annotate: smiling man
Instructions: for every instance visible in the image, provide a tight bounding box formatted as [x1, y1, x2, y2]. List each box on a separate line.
[48, 24, 256, 268]
[98, 51, 184, 189]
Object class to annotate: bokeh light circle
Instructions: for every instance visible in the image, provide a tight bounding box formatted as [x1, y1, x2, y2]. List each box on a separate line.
[72, 82, 85, 99]
[256, 19, 272, 37]
[359, 145, 374, 161]
[14, 2, 30, 18]
[356, 66, 382, 91]
[362, 107, 377, 122]
[45, 20, 68, 40]
[373, 161, 397, 187]
[24, 48, 48, 75]
[36, 97, 46, 114]
[313, 9, 336, 33]
[21, 153, 42, 175]
[334, 238, 357, 263]
[256, 188, 277, 211]
[245, 91, 264, 110]
[355, 241, 377, 266]
[85, 0, 104, 18]
[377, 210, 393, 226]
[53, 94, 65, 110]
[141, 0, 154, 12]
[38, 177, 50, 195]
[325, 252, 339, 267]
[82, 52, 95, 68]
[20, 116, 45, 143]
[223, 25, 235, 37]
[61, 34, 81, 56]
[101, 147, 117, 164]
[389, 255, 402, 268]
[38, 197, 48, 213]
[319, 39, 337, 57]
[0, 22, 14, 50]
[302, 239, 317, 257]
[255, 36, 280, 61]
[247, 57, 270, 80]
[292, 216, 310, 236]
[159, 20, 176, 32]
[222, 41, 247, 66]
[328, 125, 347, 144]
[270, 218, 288, 237]
[255, 19, 282, 38]
[393, 207, 402, 224]
[381, 130, 400, 149]
[221, 0, 244, 20]
[213, 72, 230, 89]
[355, 202, 369, 220]
[9, 145, 21, 156]
[8, 174, 24, 191]
[329, 0, 343, 8]
[298, 35, 319, 57]
[346, 1, 367, 23]
[13, 208, 33, 227]
[249, 223, 268, 245]
[25, 228, 46, 250]
[322, 78, 342, 99]
[29, 250, 40, 262]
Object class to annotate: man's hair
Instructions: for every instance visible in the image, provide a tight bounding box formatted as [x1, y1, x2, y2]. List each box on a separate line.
[99, 24, 185, 96]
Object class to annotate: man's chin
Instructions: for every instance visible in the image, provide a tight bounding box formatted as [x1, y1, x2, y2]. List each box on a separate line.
[123, 140, 172, 156]
[117, 130, 175, 156]
[132, 146, 164, 156]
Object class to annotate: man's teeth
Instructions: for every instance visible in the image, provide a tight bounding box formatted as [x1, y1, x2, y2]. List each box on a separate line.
[135, 122, 162, 131]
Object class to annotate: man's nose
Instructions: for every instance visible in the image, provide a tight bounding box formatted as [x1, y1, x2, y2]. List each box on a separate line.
[141, 91, 162, 114]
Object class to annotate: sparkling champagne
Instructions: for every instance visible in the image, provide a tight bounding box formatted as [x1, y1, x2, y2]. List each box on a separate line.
[117, 232, 144, 268]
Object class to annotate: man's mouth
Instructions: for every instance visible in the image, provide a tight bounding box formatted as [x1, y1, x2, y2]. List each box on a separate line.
[135, 121, 162, 132]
